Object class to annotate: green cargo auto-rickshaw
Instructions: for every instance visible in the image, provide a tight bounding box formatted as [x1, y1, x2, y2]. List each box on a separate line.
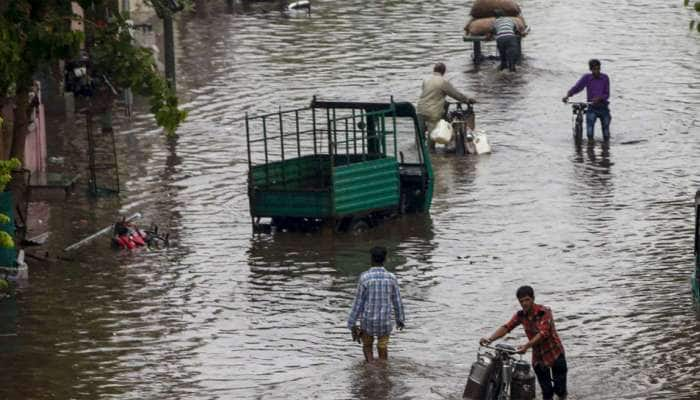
[245, 98, 433, 233]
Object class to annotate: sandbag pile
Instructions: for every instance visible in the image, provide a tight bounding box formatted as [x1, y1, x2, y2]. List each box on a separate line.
[464, 0, 526, 36]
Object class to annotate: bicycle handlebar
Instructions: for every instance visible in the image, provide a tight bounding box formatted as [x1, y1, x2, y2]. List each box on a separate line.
[446, 100, 476, 107]
[479, 343, 520, 354]
[563, 100, 592, 106]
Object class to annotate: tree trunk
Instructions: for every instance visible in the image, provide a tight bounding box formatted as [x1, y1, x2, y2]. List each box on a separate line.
[10, 90, 29, 163]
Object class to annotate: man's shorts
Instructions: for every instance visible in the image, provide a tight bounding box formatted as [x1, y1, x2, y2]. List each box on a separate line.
[361, 333, 390, 349]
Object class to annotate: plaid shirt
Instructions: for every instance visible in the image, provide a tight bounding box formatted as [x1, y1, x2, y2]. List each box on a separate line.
[504, 304, 564, 367]
[347, 267, 405, 337]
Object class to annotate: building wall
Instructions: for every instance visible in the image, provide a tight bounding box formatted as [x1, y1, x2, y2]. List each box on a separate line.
[120, 0, 154, 16]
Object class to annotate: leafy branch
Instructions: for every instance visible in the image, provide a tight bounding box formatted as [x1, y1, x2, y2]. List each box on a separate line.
[685, 0, 700, 32]
[89, 15, 187, 135]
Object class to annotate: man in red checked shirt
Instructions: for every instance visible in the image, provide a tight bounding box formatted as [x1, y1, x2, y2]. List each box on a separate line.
[480, 286, 568, 400]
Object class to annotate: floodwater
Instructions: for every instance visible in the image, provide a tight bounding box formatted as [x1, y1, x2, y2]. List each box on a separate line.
[1, 0, 700, 399]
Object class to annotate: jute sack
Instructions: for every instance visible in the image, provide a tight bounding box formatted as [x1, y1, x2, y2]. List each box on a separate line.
[465, 16, 526, 36]
[470, 0, 521, 18]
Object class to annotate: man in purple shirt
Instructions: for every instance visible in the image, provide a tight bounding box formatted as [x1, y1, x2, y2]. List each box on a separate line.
[562, 59, 611, 142]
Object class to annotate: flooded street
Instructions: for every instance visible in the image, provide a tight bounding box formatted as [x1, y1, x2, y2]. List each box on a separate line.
[1, 0, 700, 399]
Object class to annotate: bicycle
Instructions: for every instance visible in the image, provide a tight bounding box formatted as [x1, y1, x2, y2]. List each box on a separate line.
[565, 101, 592, 143]
[463, 343, 536, 400]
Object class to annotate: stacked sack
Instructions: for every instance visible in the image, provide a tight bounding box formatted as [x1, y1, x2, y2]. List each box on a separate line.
[464, 0, 526, 36]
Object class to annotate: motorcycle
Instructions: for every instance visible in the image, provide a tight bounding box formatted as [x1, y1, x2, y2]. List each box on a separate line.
[463, 343, 536, 400]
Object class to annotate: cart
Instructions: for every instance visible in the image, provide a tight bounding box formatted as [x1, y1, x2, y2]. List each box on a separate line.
[463, 26, 530, 64]
[245, 97, 433, 233]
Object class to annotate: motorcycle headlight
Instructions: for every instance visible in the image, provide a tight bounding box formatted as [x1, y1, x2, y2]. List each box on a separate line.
[73, 67, 87, 78]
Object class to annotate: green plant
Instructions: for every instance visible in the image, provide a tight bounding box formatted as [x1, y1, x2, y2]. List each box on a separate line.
[0, 17, 21, 99]
[0, 2, 83, 160]
[0, 231, 13, 248]
[0, 157, 20, 250]
[0, 277, 10, 296]
[89, 14, 187, 136]
[0, 158, 21, 193]
[1, 1, 187, 159]
[686, 0, 700, 31]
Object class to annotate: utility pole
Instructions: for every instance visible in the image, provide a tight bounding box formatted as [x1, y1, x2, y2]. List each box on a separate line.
[154, 1, 183, 90]
[163, 14, 176, 89]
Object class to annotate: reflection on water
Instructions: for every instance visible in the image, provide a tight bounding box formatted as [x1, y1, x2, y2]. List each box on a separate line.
[351, 362, 394, 400]
[0, 0, 699, 399]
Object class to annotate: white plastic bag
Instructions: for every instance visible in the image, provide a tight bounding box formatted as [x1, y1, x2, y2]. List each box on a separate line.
[429, 119, 454, 145]
[472, 130, 491, 154]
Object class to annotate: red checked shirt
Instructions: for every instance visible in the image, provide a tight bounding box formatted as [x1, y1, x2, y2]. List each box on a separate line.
[504, 304, 564, 367]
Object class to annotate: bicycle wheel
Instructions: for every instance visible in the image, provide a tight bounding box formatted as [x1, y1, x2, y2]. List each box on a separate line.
[573, 117, 583, 143]
[484, 380, 499, 400]
[455, 125, 466, 156]
[485, 370, 503, 400]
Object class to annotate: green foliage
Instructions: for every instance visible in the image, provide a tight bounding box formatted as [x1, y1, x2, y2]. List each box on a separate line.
[149, 81, 188, 137]
[2, 2, 186, 136]
[1, 1, 83, 92]
[0, 18, 21, 97]
[146, 0, 192, 16]
[90, 16, 187, 136]
[685, 0, 700, 31]
[0, 277, 9, 294]
[0, 157, 20, 249]
[0, 231, 14, 249]
[0, 158, 21, 193]
[0, 276, 17, 299]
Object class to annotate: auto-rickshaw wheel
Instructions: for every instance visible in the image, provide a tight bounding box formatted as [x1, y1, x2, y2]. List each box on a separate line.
[348, 219, 369, 235]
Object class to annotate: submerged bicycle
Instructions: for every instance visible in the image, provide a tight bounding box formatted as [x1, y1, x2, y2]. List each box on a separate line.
[463, 343, 536, 400]
[565, 101, 592, 143]
[446, 102, 491, 155]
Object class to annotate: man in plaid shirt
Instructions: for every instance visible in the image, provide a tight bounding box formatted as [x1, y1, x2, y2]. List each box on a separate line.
[347, 246, 405, 362]
[480, 286, 568, 400]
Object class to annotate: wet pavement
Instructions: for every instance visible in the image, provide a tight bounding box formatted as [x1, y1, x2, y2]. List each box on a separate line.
[1, 0, 700, 399]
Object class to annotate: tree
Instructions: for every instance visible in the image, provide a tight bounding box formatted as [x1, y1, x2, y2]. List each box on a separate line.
[685, 0, 700, 32]
[0, 1, 187, 162]
[83, 9, 187, 136]
[0, 1, 82, 161]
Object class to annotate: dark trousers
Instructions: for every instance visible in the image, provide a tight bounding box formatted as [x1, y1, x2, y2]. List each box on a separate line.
[496, 35, 519, 72]
[533, 353, 568, 400]
[585, 105, 611, 141]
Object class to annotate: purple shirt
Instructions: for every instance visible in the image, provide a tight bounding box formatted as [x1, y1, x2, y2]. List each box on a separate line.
[567, 73, 610, 105]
